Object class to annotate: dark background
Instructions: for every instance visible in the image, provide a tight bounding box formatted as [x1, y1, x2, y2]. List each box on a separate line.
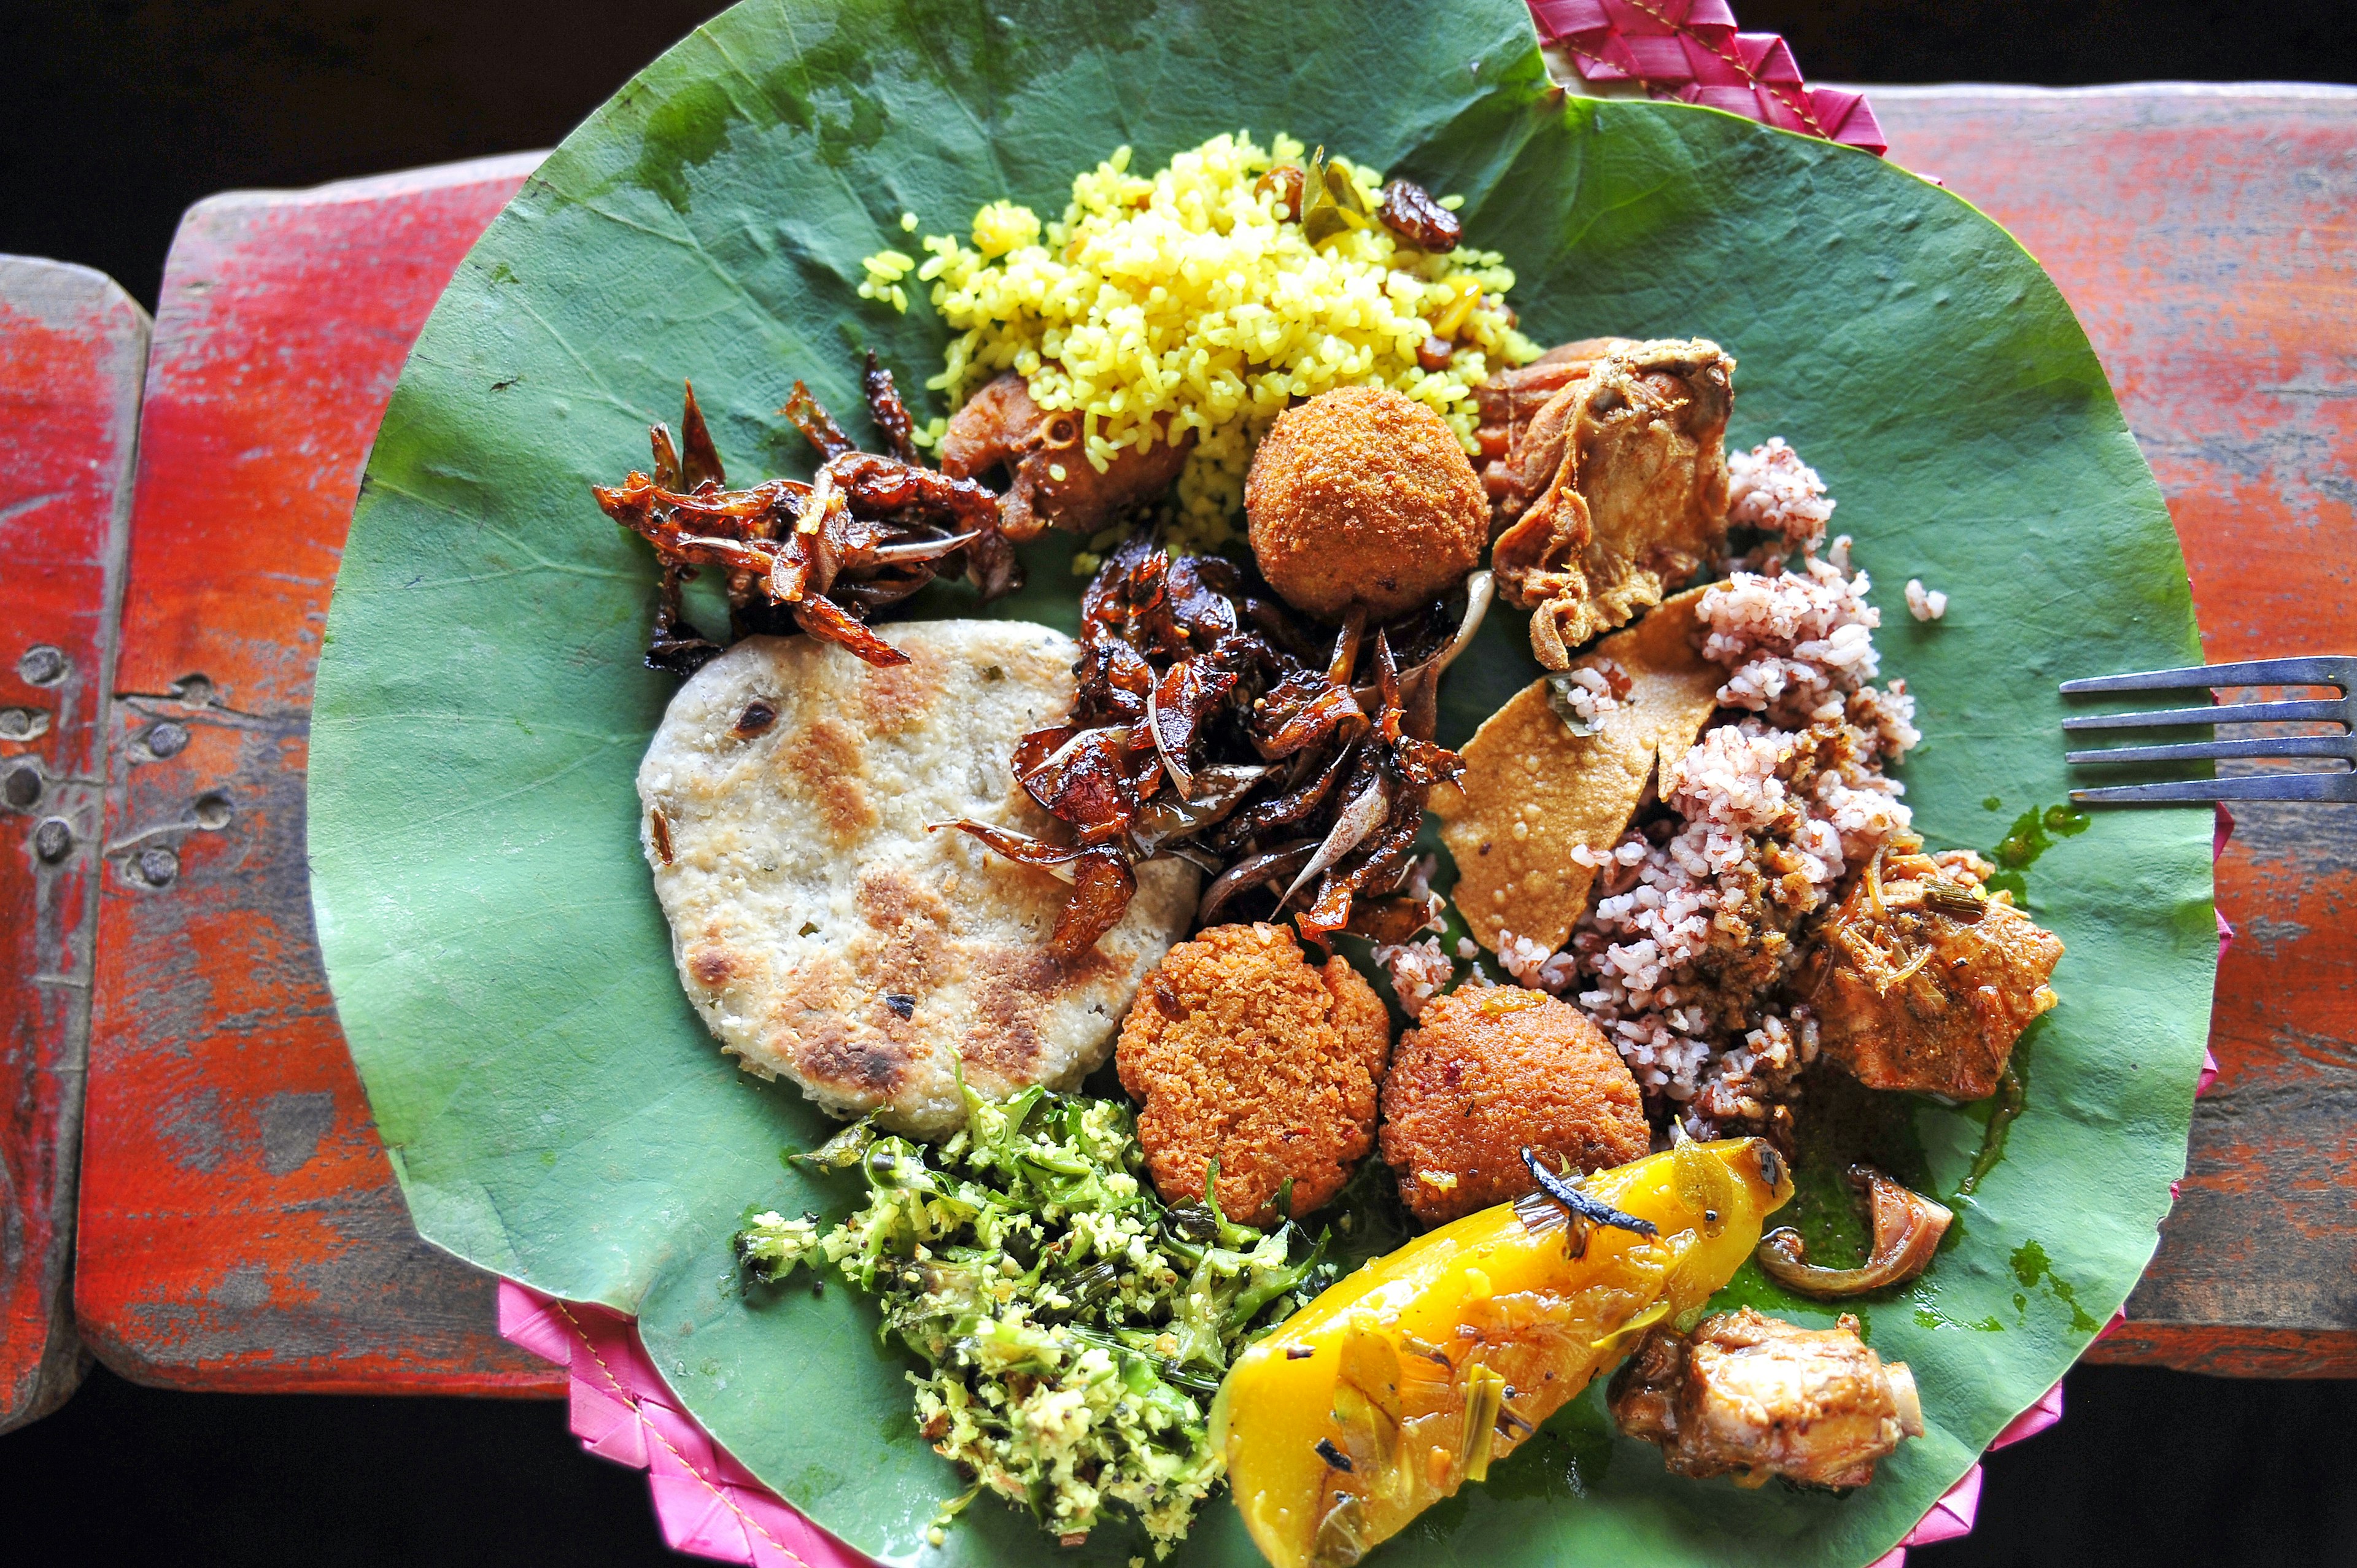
[6, 0, 2356, 309]
[5, 2, 2356, 1564]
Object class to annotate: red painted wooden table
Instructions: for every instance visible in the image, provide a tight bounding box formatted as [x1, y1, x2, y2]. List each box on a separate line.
[69, 156, 560, 1396]
[0, 258, 148, 1429]
[17, 83, 2357, 1405]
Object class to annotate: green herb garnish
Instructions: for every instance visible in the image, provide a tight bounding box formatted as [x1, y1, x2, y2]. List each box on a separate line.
[1299, 145, 1372, 247]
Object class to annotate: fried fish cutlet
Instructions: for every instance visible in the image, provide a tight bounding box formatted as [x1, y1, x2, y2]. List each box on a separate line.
[1116, 922, 1391, 1224]
[1379, 986, 1650, 1225]
[1244, 385, 1488, 620]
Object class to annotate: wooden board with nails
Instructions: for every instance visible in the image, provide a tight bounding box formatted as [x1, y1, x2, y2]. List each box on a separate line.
[0, 258, 148, 1428]
[69, 155, 563, 1394]
[46, 87, 2357, 1392]
[1878, 85, 2357, 1375]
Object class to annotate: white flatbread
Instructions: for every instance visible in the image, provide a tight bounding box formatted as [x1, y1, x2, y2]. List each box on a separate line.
[636, 621, 1194, 1136]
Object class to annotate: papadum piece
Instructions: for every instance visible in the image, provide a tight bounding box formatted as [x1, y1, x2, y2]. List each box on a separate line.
[637, 622, 1196, 1137]
[1485, 338, 1735, 669]
[1433, 588, 1722, 955]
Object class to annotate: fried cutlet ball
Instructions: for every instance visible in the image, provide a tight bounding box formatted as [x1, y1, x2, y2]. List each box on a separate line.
[1244, 385, 1489, 620]
[1116, 922, 1391, 1224]
[1379, 986, 1649, 1225]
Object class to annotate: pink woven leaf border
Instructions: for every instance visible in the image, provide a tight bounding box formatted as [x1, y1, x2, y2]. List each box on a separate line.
[1861, 1367, 2080, 1567]
[499, 1281, 2063, 1568]
[1526, 0, 1887, 155]
[498, 1283, 861, 1568]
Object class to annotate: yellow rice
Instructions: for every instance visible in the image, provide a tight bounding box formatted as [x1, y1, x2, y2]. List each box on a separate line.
[862, 131, 1538, 554]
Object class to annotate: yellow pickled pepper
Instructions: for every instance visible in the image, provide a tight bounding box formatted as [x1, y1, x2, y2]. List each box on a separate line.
[1211, 1139, 1794, 1568]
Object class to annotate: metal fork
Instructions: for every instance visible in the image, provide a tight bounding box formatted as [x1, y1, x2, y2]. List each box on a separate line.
[2061, 655, 2357, 803]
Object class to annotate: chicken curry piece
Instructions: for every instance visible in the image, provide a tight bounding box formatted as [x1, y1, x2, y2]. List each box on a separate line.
[1473, 336, 1631, 511]
[1800, 848, 2065, 1101]
[1609, 1307, 1924, 1489]
[937, 370, 1194, 539]
[1477, 338, 1735, 668]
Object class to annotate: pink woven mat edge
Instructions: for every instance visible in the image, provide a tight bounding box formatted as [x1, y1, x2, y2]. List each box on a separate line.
[497, 1283, 862, 1567]
[497, 1278, 2070, 1567]
[1527, 0, 1887, 155]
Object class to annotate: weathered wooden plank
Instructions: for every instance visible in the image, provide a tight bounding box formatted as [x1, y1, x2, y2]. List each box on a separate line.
[0, 257, 147, 1429]
[72, 155, 563, 1394]
[1877, 84, 2357, 1375]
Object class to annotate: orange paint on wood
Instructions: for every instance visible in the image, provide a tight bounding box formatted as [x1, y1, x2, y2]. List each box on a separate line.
[1881, 85, 2357, 1371]
[0, 259, 147, 1428]
[2086, 1323, 2357, 1380]
[74, 155, 562, 1395]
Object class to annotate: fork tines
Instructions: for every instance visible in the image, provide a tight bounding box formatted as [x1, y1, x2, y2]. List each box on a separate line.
[2060, 655, 2357, 804]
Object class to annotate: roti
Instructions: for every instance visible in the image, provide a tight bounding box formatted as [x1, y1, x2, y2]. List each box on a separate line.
[635, 620, 1196, 1135]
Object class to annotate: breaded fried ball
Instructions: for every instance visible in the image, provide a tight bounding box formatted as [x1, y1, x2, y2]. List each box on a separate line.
[1117, 922, 1391, 1224]
[1379, 986, 1649, 1226]
[1245, 385, 1489, 620]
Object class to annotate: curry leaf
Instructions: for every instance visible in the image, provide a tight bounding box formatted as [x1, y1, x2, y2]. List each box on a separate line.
[309, 2, 2211, 1565]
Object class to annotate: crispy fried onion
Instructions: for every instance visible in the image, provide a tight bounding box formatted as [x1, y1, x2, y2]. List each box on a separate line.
[1829, 846, 1957, 995]
[594, 361, 1018, 674]
[1755, 1165, 1952, 1297]
[946, 532, 1475, 957]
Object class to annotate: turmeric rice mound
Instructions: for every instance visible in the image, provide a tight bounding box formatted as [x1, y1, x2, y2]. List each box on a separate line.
[1117, 922, 1391, 1224]
[877, 131, 1538, 552]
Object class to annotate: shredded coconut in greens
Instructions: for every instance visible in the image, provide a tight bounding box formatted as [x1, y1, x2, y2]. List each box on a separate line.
[737, 1086, 1331, 1554]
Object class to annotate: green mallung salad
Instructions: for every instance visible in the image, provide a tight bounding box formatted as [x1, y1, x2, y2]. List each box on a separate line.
[737, 1086, 1341, 1553]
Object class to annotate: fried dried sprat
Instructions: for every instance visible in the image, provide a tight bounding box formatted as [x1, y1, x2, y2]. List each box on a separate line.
[1434, 587, 1722, 955]
[950, 536, 1484, 957]
[596, 369, 1018, 671]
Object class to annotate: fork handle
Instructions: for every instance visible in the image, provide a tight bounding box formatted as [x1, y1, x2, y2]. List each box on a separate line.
[2073, 773, 2357, 805]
